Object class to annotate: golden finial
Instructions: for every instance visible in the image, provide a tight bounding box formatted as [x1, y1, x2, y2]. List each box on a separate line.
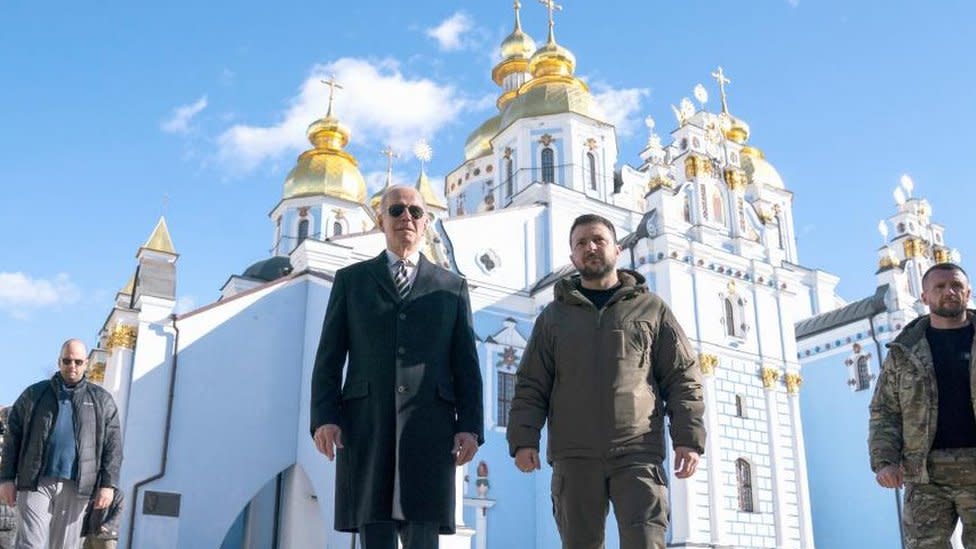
[381, 145, 399, 187]
[711, 66, 731, 114]
[320, 74, 344, 118]
[514, 0, 523, 30]
[538, 0, 563, 44]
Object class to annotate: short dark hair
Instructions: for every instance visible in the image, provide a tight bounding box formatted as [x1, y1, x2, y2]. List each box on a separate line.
[922, 263, 969, 287]
[569, 214, 617, 244]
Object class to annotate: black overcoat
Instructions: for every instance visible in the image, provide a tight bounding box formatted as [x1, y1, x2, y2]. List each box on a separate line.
[310, 252, 483, 534]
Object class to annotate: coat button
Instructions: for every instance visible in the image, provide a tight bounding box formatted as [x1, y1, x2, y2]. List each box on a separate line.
[399, 313, 407, 320]
[397, 385, 408, 393]
[398, 346, 406, 355]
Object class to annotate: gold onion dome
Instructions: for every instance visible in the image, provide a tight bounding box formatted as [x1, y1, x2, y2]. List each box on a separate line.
[741, 148, 785, 190]
[464, 114, 501, 161]
[281, 107, 367, 202]
[724, 115, 751, 144]
[500, 27, 536, 61]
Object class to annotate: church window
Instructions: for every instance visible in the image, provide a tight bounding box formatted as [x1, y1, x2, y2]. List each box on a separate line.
[735, 394, 746, 418]
[680, 138, 688, 150]
[505, 157, 514, 198]
[736, 459, 755, 512]
[724, 298, 736, 337]
[541, 147, 555, 183]
[683, 195, 691, 223]
[297, 219, 309, 244]
[497, 371, 516, 426]
[587, 152, 597, 190]
[333, 221, 343, 237]
[897, 222, 905, 234]
[774, 215, 785, 249]
[712, 190, 726, 226]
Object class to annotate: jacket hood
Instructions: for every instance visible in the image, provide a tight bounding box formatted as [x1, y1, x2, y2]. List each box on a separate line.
[554, 269, 648, 305]
[890, 308, 976, 349]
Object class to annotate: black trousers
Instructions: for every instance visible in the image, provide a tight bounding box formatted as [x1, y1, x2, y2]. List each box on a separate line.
[359, 521, 439, 549]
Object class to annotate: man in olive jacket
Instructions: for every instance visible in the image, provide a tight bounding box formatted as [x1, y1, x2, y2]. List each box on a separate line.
[507, 214, 705, 549]
[311, 186, 483, 549]
[869, 263, 976, 548]
[0, 339, 121, 549]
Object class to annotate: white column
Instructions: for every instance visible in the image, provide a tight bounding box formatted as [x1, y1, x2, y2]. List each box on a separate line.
[700, 354, 727, 545]
[786, 373, 815, 549]
[104, 323, 137, 433]
[761, 367, 788, 548]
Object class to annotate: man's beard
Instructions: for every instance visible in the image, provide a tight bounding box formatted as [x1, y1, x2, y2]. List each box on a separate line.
[578, 260, 615, 280]
[931, 300, 966, 319]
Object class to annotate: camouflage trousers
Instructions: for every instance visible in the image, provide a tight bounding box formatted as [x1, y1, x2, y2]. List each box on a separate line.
[903, 448, 976, 548]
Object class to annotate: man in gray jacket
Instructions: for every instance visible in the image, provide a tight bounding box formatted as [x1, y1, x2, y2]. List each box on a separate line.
[507, 214, 706, 549]
[0, 339, 122, 549]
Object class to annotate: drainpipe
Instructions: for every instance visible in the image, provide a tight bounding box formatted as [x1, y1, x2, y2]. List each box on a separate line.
[126, 314, 180, 549]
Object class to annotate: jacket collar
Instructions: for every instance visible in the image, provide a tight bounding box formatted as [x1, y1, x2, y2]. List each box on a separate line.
[554, 269, 648, 307]
[889, 309, 976, 351]
[367, 250, 432, 302]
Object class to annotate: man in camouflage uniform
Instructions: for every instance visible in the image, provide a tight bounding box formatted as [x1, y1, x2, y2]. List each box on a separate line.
[870, 262, 976, 548]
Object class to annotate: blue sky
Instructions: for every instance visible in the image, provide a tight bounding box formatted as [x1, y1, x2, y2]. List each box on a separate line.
[2, 0, 974, 404]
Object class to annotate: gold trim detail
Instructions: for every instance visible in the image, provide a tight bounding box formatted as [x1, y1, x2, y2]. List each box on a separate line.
[88, 362, 107, 383]
[903, 238, 926, 258]
[785, 372, 803, 394]
[724, 168, 747, 192]
[933, 247, 951, 264]
[760, 367, 781, 389]
[699, 353, 719, 376]
[648, 176, 673, 191]
[107, 324, 137, 351]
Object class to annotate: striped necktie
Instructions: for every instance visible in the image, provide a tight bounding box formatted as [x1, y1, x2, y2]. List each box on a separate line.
[393, 260, 411, 299]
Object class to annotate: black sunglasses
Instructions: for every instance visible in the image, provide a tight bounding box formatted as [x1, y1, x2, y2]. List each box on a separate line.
[60, 358, 85, 366]
[387, 204, 425, 220]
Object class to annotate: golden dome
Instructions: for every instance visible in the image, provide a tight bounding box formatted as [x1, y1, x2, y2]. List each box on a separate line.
[464, 115, 501, 161]
[282, 114, 367, 202]
[501, 79, 598, 129]
[416, 169, 446, 210]
[500, 28, 535, 61]
[528, 39, 576, 80]
[725, 115, 751, 144]
[742, 150, 785, 190]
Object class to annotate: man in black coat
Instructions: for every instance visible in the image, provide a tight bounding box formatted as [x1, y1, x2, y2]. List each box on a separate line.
[311, 185, 484, 549]
[0, 339, 122, 549]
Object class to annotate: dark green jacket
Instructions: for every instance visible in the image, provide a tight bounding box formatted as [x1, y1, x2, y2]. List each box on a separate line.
[869, 310, 976, 483]
[507, 270, 706, 462]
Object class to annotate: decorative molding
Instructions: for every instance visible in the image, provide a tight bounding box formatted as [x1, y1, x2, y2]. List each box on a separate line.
[699, 353, 719, 376]
[760, 367, 781, 389]
[107, 324, 137, 351]
[724, 168, 747, 192]
[585, 137, 599, 151]
[785, 372, 803, 395]
[87, 362, 106, 383]
[539, 133, 555, 147]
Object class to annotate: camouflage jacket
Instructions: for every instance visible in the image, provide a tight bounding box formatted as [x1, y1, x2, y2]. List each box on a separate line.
[868, 309, 976, 483]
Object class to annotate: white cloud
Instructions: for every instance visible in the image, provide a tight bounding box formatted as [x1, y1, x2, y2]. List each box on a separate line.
[426, 12, 473, 51]
[0, 272, 80, 316]
[787, 0, 800, 6]
[591, 84, 651, 138]
[161, 96, 208, 134]
[217, 58, 474, 175]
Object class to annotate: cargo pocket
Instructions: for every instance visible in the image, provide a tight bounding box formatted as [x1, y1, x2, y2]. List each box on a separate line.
[551, 472, 565, 526]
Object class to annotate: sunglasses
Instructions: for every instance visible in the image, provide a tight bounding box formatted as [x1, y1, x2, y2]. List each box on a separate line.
[387, 204, 425, 220]
[60, 358, 85, 366]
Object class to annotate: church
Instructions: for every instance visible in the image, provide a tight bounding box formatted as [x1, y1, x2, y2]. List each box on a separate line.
[77, 3, 967, 548]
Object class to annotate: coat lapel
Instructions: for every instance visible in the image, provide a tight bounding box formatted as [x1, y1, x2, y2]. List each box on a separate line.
[367, 251, 399, 302]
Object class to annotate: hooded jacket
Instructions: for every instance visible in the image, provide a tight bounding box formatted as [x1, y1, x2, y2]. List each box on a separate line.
[869, 310, 976, 483]
[507, 270, 706, 462]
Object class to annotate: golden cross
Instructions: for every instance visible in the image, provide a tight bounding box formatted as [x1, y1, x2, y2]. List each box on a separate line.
[711, 66, 731, 114]
[321, 74, 344, 116]
[538, 0, 562, 41]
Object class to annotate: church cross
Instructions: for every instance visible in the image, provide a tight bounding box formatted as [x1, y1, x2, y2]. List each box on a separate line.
[321, 74, 343, 117]
[538, 0, 562, 41]
[381, 145, 399, 187]
[711, 66, 731, 114]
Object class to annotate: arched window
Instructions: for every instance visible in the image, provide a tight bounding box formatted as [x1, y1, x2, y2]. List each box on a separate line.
[505, 157, 514, 198]
[297, 219, 309, 244]
[587, 151, 597, 190]
[856, 355, 871, 391]
[541, 147, 555, 183]
[735, 394, 746, 418]
[736, 459, 754, 512]
[775, 214, 785, 249]
[333, 221, 343, 237]
[724, 298, 736, 337]
[712, 190, 726, 226]
[683, 195, 691, 223]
